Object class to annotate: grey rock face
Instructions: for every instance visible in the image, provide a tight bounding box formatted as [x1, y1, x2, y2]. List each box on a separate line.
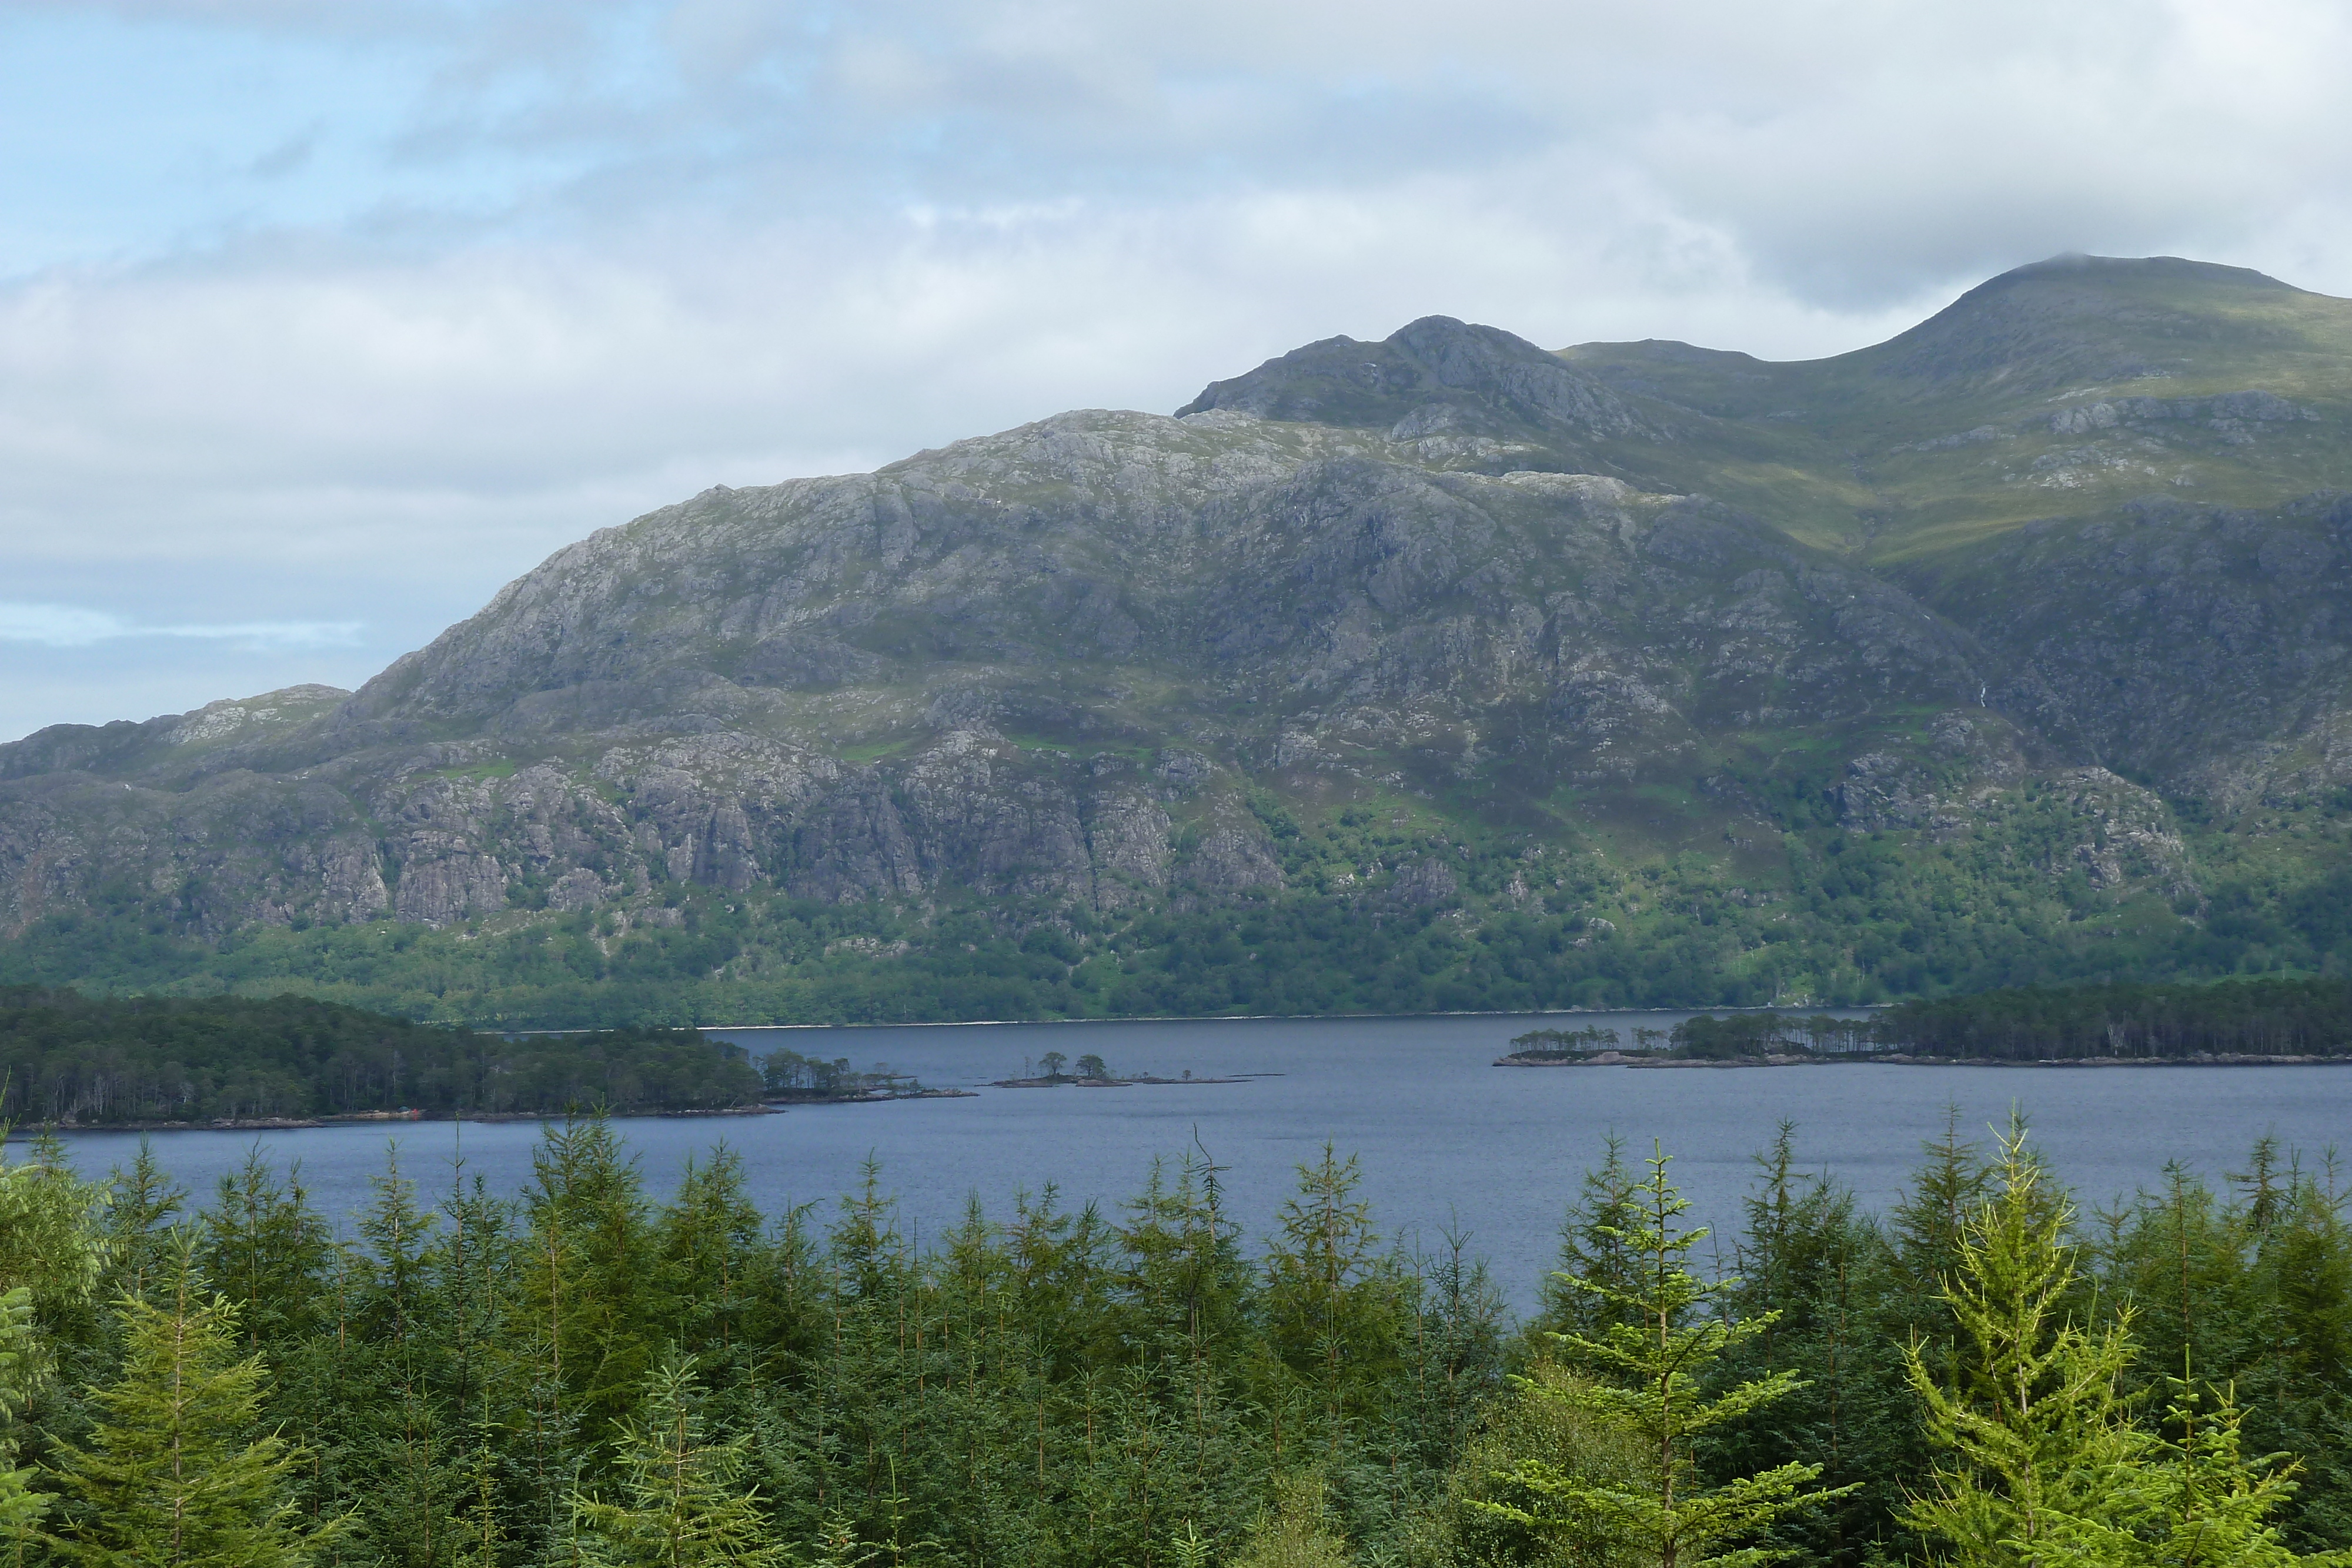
[4, 266, 2345, 942]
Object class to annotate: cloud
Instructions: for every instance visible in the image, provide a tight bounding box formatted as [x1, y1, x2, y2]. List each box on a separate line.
[2, 0, 2351, 740]
[0, 602, 360, 650]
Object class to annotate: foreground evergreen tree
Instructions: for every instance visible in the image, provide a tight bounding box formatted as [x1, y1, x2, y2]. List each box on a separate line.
[1905, 1129, 2344, 1566]
[1901, 1131, 2150, 1565]
[1479, 1144, 1850, 1567]
[573, 1356, 783, 1568]
[45, 1245, 332, 1568]
[0, 1287, 45, 1562]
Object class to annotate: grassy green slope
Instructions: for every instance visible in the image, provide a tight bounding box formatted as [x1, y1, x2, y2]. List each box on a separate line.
[1566, 256, 2352, 561]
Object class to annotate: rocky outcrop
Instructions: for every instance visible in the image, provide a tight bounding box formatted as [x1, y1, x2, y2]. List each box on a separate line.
[6, 256, 2351, 945]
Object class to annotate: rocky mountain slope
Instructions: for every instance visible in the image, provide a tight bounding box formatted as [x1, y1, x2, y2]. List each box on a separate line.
[6, 255, 2351, 1023]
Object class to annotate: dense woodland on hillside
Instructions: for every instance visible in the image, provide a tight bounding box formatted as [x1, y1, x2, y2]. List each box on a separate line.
[0, 987, 761, 1125]
[6, 792, 2352, 1029]
[0, 1116, 2347, 1566]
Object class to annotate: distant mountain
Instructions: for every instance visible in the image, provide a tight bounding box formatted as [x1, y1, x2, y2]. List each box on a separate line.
[6, 255, 2350, 1025]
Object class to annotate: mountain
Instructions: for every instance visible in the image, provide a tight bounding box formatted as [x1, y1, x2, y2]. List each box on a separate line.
[6, 254, 2352, 1025]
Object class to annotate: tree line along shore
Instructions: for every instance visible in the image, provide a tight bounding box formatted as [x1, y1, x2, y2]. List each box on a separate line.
[9, 975, 2352, 1129]
[1498, 975, 2352, 1065]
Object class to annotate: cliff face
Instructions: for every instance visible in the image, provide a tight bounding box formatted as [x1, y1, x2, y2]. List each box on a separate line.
[5, 258, 2351, 971]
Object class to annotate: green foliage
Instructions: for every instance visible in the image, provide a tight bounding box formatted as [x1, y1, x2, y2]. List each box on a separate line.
[1488, 1145, 1851, 1567]
[1901, 1131, 2152, 1564]
[1877, 977, 2352, 1059]
[0, 1287, 46, 1557]
[1232, 1474, 1351, 1568]
[43, 1246, 334, 1568]
[1903, 1129, 2346, 1566]
[8, 1110, 2352, 1567]
[0, 987, 761, 1123]
[572, 1356, 785, 1568]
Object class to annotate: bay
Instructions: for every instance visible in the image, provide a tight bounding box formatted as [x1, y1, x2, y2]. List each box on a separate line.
[30, 1009, 2352, 1313]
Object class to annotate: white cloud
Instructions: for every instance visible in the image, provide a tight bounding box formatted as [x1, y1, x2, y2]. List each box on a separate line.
[0, 601, 359, 649]
[2, 0, 2351, 740]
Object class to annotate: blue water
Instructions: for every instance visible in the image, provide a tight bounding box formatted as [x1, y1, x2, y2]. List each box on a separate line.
[28, 1011, 2352, 1313]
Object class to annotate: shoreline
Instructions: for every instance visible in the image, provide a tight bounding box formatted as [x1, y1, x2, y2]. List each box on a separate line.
[8, 1104, 787, 1137]
[691, 1003, 1883, 1034]
[1496, 1052, 2351, 1069]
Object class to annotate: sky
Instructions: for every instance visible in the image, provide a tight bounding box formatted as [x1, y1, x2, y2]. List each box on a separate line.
[4, 0, 2351, 743]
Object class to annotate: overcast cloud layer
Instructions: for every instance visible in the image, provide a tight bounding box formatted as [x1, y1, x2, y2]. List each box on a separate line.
[4, 0, 2350, 741]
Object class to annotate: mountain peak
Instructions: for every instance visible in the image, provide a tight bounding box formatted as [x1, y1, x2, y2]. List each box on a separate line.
[1177, 313, 1645, 445]
[1841, 252, 2333, 397]
[1987, 252, 2303, 294]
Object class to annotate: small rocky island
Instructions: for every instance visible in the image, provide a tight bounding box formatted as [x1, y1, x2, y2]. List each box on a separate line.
[759, 1045, 975, 1102]
[990, 1051, 1249, 1088]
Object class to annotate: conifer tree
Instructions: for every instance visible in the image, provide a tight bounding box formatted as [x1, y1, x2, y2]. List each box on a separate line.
[197, 1146, 335, 1352]
[1261, 1145, 1410, 1446]
[1535, 1134, 1648, 1343]
[0, 1286, 46, 1562]
[572, 1356, 783, 1568]
[1484, 1143, 1849, 1567]
[1900, 1129, 2150, 1565]
[45, 1243, 332, 1568]
[1905, 1129, 2345, 1567]
[105, 1141, 190, 1304]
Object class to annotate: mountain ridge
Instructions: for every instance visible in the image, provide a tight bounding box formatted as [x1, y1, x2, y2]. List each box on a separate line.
[5, 255, 2351, 1024]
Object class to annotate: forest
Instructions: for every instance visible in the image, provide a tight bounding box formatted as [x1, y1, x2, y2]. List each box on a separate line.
[11, 785, 2352, 1031]
[1870, 977, 2352, 1059]
[0, 987, 763, 1125]
[0, 1115, 2345, 1566]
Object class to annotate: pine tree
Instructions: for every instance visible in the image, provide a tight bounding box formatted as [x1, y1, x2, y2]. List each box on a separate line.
[45, 1244, 333, 1568]
[572, 1356, 783, 1568]
[1906, 1130, 2346, 1567]
[0, 1286, 46, 1562]
[1535, 1135, 1649, 1343]
[105, 1141, 191, 1304]
[2037, 1378, 2334, 1567]
[1900, 1128, 2150, 1566]
[1261, 1145, 1410, 1447]
[1483, 1142, 1851, 1568]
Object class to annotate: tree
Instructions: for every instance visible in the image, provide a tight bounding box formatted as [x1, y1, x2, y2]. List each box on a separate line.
[196, 1146, 334, 1351]
[0, 1287, 45, 1563]
[1481, 1143, 1850, 1567]
[44, 1245, 332, 1568]
[1900, 1128, 2149, 1566]
[572, 1356, 783, 1568]
[0, 1131, 108, 1328]
[1075, 1055, 1111, 1083]
[1904, 1129, 2343, 1566]
[1233, 1473, 1351, 1568]
[1534, 1135, 1648, 1344]
[1038, 1052, 1069, 1081]
[2039, 1378, 2329, 1567]
[103, 1140, 189, 1304]
[1261, 1145, 1411, 1447]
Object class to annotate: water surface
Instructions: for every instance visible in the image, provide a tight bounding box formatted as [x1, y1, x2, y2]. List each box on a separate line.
[35, 1011, 2351, 1312]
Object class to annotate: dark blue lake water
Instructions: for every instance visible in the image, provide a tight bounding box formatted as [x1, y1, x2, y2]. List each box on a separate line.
[30, 1011, 2352, 1313]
